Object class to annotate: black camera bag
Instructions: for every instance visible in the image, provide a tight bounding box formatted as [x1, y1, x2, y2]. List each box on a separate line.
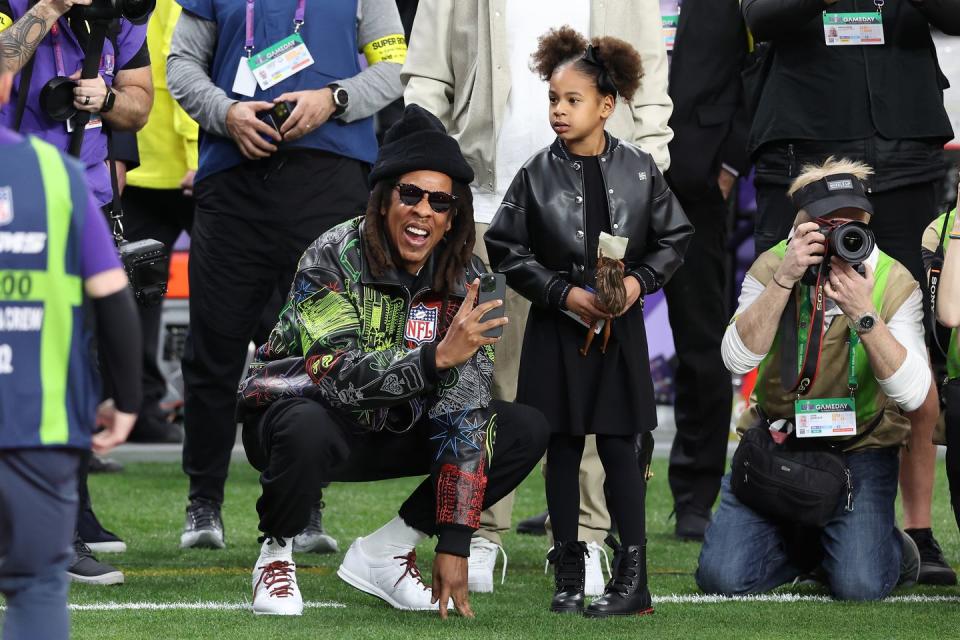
[731, 410, 882, 528]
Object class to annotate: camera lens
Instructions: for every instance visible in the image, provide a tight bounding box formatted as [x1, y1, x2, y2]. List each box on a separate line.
[832, 222, 874, 264]
[119, 0, 155, 23]
[481, 277, 495, 292]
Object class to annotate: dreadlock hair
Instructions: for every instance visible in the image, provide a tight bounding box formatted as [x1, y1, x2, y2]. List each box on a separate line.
[361, 179, 477, 297]
[530, 26, 644, 102]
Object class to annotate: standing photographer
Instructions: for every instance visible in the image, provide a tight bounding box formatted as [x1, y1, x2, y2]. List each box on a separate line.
[0, 0, 153, 207]
[167, 0, 405, 550]
[698, 158, 930, 600]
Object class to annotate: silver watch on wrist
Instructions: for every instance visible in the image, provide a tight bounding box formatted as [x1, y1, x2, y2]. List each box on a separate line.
[849, 311, 879, 334]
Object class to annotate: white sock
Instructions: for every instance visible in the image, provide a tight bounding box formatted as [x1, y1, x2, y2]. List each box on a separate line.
[258, 536, 294, 560]
[359, 516, 427, 558]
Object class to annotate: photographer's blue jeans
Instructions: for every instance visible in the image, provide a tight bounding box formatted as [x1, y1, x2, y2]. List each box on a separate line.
[696, 447, 902, 601]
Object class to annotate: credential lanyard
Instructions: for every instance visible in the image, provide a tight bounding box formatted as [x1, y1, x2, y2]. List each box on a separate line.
[245, 0, 306, 57]
[798, 293, 859, 398]
[50, 22, 67, 77]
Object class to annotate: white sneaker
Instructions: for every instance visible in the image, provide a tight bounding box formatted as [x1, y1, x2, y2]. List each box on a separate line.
[585, 540, 611, 596]
[337, 537, 450, 611]
[251, 539, 303, 616]
[467, 536, 508, 593]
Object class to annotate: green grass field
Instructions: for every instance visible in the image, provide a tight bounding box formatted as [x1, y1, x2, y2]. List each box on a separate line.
[56, 457, 960, 639]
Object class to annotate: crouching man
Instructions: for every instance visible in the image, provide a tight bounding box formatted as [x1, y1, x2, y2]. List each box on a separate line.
[697, 158, 930, 600]
[236, 105, 549, 617]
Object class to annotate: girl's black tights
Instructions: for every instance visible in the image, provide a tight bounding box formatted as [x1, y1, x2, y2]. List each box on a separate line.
[545, 433, 647, 546]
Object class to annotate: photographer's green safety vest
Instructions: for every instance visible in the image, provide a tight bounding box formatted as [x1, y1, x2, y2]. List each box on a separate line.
[933, 208, 960, 379]
[757, 240, 895, 427]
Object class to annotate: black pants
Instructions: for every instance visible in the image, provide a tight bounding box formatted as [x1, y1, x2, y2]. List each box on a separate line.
[754, 180, 938, 314]
[182, 151, 368, 504]
[546, 434, 647, 546]
[121, 186, 195, 434]
[242, 399, 549, 540]
[664, 190, 733, 515]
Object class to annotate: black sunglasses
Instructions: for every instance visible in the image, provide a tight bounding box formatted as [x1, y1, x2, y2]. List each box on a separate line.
[394, 183, 459, 214]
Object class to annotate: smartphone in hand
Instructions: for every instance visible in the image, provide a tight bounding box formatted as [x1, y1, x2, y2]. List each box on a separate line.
[476, 273, 507, 339]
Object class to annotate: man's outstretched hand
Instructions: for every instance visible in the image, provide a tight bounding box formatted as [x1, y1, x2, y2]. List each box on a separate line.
[431, 552, 474, 619]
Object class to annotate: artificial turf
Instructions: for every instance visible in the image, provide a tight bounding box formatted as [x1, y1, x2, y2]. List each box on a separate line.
[56, 457, 960, 639]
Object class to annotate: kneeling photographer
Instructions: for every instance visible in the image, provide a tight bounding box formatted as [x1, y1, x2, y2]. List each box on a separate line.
[697, 158, 931, 601]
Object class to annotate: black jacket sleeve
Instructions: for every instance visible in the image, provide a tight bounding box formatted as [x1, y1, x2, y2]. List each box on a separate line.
[910, 0, 960, 35]
[630, 165, 694, 295]
[484, 168, 567, 308]
[741, 0, 827, 41]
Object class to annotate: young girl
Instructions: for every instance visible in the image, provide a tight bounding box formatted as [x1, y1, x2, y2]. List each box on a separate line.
[485, 27, 692, 617]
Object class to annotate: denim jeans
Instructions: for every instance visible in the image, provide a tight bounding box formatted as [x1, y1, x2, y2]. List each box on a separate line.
[696, 447, 902, 601]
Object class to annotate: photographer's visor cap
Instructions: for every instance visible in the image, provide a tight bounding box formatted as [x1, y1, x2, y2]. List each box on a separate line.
[790, 173, 874, 219]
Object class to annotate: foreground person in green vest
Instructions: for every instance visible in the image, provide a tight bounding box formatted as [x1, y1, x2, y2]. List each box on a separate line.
[922, 183, 960, 543]
[697, 158, 931, 600]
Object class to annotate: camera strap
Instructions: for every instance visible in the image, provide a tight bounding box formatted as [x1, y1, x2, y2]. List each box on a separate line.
[928, 210, 954, 358]
[12, 0, 40, 132]
[780, 262, 829, 396]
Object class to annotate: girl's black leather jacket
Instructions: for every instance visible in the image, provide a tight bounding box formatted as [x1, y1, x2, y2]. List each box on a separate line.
[484, 136, 693, 307]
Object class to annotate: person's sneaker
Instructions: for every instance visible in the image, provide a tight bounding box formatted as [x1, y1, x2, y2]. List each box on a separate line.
[88, 454, 124, 474]
[180, 498, 225, 549]
[67, 538, 124, 585]
[906, 528, 958, 586]
[585, 540, 610, 596]
[516, 511, 547, 536]
[78, 507, 127, 553]
[467, 536, 507, 593]
[896, 528, 921, 588]
[293, 502, 339, 554]
[337, 537, 450, 611]
[252, 537, 303, 616]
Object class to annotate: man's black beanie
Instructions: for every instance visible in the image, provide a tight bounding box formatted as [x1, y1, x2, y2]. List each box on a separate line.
[368, 104, 474, 187]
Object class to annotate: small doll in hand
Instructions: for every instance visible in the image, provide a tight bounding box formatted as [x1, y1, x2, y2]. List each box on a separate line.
[580, 251, 627, 355]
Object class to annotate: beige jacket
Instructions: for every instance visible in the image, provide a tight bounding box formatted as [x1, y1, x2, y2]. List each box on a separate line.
[401, 0, 673, 194]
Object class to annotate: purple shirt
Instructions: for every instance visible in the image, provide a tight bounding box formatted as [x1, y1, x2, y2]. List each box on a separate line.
[0, 126, 122, 278]
[0, 1, 147, 207]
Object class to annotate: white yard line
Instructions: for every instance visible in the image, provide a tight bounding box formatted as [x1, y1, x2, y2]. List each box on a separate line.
[3, 594, 955, 613]
[654, 593, 960, 604]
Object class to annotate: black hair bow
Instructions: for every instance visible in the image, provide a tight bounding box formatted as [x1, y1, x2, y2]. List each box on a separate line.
[581, 44, 619, 97]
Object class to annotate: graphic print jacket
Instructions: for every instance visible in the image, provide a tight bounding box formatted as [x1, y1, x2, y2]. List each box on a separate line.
[237, 217, 494, 555]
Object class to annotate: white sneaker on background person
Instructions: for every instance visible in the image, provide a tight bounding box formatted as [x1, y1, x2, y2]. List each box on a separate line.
[252, 537, 303, 616]
[467, 535, 508, 593]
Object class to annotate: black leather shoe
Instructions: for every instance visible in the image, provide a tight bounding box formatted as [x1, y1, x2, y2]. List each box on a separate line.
[674, 506, 711, 542]
[547, 541, 587, 614]
[517, 510, 548, 536]
[585, 539, 654, 618]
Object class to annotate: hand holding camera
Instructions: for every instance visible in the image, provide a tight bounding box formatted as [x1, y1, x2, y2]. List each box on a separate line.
[775, 221, 825, 287]
[226, 100, 282, 160]
[824, 258, 875, 319]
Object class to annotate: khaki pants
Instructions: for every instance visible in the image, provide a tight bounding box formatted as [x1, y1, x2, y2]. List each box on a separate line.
[473, 223, 610, 546]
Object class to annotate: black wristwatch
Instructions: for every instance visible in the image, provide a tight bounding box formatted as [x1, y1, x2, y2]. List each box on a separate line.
[850, 311, 879, 334]
[329, 83, 348, 118]
[101, 88, 117, 114]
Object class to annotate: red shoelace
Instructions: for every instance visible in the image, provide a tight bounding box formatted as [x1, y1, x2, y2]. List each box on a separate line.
[393, 551, 429, 591]
[255, 560, 296, 598]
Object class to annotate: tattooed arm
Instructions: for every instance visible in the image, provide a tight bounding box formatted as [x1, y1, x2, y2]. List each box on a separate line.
[0, 0, 90, 76]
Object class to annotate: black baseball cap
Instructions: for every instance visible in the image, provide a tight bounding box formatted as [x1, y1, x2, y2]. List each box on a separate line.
[790, 173, 873, 219]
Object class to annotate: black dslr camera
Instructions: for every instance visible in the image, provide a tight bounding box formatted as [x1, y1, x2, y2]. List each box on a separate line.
[69, 0, 155, 24]
[801, 218, 876, 286]
[118, 239, 168, 307]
